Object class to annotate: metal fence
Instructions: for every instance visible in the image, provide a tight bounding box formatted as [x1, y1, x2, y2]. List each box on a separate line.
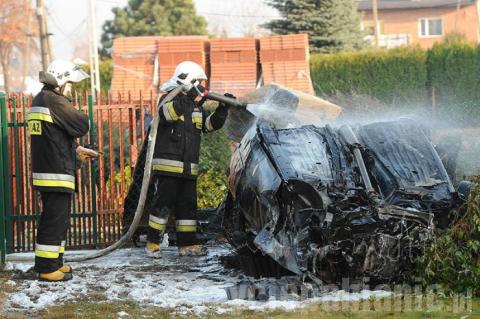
[0, 91, 157, 263]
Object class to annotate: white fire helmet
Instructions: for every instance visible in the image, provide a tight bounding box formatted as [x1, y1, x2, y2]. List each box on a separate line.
[160, 61, 207, 93]
[41, 60, 89, 87]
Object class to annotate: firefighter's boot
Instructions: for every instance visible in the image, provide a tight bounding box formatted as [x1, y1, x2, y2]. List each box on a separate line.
[38, 270, 73, 282]
[58, 264, 72, 274]
[178, 245, 207, 257]
[145, 242, 161, 258]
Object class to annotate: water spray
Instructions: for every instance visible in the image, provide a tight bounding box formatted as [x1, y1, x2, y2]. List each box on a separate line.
[64, 89, 248, 262]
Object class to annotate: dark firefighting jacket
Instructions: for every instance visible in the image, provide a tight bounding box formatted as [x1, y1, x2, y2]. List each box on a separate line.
[153, 93, 228, 179]
[28, 87, 89, 193]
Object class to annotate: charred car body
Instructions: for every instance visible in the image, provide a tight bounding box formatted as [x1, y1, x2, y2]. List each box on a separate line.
[220, 85, 467, 283]
[123, 85, 468, 284]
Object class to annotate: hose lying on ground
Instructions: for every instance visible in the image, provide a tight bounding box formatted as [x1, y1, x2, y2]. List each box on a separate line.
[64, 85, 185, 262]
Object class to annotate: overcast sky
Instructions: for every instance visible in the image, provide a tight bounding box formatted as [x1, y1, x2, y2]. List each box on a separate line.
[43, 0, 280, 60]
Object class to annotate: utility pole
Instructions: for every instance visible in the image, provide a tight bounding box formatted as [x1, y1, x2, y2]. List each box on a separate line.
[22, 2, 33, 91]
[45, 14, 53, 61]
[372, 0, 380, 48]
[87, 0, 101, 98]
[36, 0, 50, 70]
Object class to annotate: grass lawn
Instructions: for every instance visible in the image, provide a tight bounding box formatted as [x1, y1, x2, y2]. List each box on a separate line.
[1, 267, 478, 319]
[29, 297, 480, 319]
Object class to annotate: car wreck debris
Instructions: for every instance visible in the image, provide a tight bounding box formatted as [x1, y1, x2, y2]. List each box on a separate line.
[122, 84, 468, 289]
[221, 85, 467, 285]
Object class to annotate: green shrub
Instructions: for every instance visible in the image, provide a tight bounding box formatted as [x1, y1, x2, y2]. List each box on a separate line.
[427, 40, 480, 122]
[74, 59, 113, 97]
[197, 167, 228, 209]
[310, 47, 428, 105]
[413, 179, 480, 296]
[197, 119, 230, 208]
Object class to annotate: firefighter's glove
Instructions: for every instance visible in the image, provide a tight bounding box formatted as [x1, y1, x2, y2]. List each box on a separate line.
[76, 146, 100, 162]
[219, 93, 237, 109]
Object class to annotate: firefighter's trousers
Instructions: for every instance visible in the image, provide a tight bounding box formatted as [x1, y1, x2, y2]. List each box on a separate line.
[147, 175, 198, 247]
[34, 192, 71, 273]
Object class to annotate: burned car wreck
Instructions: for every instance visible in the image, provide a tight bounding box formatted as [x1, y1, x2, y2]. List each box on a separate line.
[123, 84, 468, 284]
[220, 85, 468, 284]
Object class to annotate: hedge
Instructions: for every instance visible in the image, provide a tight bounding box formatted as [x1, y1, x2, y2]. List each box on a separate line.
[310, 47, 428, 105]
[310, 42, 480, 121]
[428, 40, 480, 120]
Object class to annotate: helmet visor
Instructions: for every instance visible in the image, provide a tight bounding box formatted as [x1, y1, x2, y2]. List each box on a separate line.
[68, 65, 90, 83]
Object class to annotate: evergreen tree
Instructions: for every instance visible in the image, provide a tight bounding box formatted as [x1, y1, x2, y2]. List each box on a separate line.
[265, 0, 366, 53]
[101, 0, 208, 56]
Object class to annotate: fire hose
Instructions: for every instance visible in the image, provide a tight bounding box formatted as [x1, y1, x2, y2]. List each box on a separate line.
[63, 89, 246, 262]
[64, 85, 185, 262]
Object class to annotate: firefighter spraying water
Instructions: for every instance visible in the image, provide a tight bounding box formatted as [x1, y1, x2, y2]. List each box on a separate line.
[63, 61, 244, 264]
[143, 61, 234, 258]
[23, 60, 471, 290]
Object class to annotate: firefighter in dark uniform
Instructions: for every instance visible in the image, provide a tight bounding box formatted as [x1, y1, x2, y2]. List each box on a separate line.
[145, 61, 233, 257]
[28, 60, 98, 281]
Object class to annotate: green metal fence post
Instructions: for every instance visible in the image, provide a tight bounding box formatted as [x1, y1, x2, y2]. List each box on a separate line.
[11, 96, 22, 252]
[0, 93, 6, 263]
[1, 96, 12, 254]
[88, 95, 98, 246]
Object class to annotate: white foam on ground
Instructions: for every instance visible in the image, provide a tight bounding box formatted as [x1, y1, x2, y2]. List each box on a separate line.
[5, 246, 391, 314]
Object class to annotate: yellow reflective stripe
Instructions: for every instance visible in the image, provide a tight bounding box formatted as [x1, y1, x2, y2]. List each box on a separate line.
[191, 164, 199, 176]
[149, 215, 167, 230]
[149, 220, 167, 231]
[59, 241, 66, 254]
[176, 220, 196, 226]
[166, 102, 180, 121]
[35, 250, 60, 259]
[192, 112, 202, 122]
[149, 215, 167, 224]
[162, 102, 173, 121]
[176, 225, 197, 232]
[30, 106, 51, 114]
[192, 110, 203, 129]
[152, 159, 198, 175]
[33, 179, 75, 189]
[36, 243, 61, 251]
[193, 118, 202, 129]
[27, 113, 53, 123]
[152, 164, 184, 174]
[33, 173, 75, 182]
[152, 159, 185, 174]
[153, 159, 183, 167]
